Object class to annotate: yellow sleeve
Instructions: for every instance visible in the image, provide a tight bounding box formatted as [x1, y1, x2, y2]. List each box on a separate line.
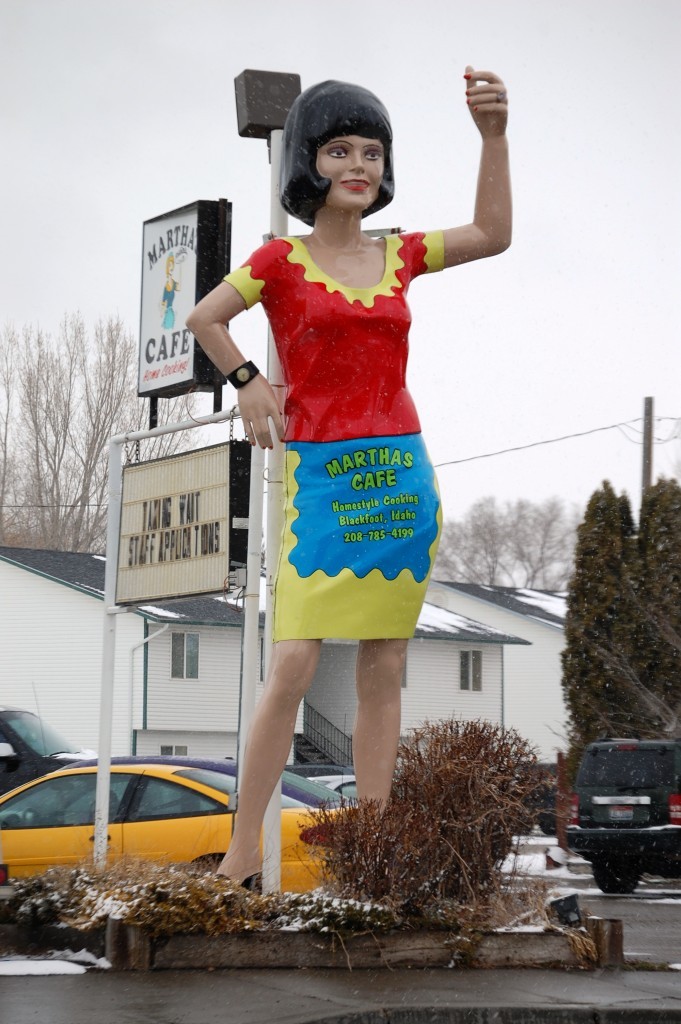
[422, 230, 445, 274]
[222, 265, 265, 309]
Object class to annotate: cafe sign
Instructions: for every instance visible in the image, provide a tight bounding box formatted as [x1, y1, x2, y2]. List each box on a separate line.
[138, 200, 231, 398]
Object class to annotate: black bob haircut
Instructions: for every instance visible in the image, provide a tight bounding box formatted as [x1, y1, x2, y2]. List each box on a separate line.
[280, 80, 395, 227]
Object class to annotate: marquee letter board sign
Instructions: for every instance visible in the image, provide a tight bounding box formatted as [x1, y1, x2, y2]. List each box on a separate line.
[116, 441, 250, 605]
[139, 199, 232, 398]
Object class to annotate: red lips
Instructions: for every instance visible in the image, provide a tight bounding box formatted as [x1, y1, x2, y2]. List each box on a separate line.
[340, 179, 369, 191]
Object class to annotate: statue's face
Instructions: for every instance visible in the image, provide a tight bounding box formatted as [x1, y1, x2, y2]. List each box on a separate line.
[315, 135, 384, 214]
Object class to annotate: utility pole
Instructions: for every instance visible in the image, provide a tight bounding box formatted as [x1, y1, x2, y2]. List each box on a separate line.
[641, 396, 653, 503]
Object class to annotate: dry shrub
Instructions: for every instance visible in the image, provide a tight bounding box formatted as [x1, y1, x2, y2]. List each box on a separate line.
[316, 718, 544, 912]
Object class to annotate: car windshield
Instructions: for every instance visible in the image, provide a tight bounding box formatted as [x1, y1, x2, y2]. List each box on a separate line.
[3, 710, 80, 757]
[577, 747, 675, 788]
[173, 768, 310, 808]
[281, 770, 342, 807]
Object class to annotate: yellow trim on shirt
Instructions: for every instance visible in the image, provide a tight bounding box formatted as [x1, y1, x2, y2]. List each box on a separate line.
[224, 231, 445, 312]
[222, 265, 265, 309]
[283, 235, 406, 309]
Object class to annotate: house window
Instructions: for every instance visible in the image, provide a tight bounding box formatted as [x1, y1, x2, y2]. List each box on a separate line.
[460, 650, 482, 692]
[160, 744, 188, 756]
[171, 632, 199, 679]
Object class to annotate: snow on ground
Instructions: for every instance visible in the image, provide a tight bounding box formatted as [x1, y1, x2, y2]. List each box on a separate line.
[0, 948, 110, 975]
[0, 960, 86, 975]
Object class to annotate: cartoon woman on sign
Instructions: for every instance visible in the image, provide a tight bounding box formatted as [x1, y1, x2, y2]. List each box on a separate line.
[187, 66, 511, 888]
[160, 253, 182, 329]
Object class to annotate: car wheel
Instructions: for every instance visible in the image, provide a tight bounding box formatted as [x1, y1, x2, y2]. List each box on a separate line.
[190, 853, 226, 873]
[592, 857, 640, 894]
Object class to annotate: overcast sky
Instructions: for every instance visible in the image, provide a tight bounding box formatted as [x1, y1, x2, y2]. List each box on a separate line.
[2, 0, 679, 523]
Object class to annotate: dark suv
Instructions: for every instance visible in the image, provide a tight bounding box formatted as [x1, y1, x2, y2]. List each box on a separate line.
[0, 706, 90, 796]
[567, 738, 681, 894]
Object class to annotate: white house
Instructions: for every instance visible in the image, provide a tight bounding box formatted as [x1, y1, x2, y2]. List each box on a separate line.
[1, 547, 530, 764]
[427, 580, 568, 761]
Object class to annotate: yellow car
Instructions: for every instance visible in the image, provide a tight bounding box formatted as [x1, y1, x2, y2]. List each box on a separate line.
[0, 758, 336, 891]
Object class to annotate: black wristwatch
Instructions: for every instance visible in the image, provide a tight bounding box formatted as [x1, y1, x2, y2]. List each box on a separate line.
[227, 361, 260, 389]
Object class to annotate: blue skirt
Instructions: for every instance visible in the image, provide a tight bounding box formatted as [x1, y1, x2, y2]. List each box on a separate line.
[273, 433, 441, 641]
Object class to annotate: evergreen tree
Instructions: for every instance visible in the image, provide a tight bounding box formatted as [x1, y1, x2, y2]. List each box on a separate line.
[628, 479, 681, 732]
[561, 482, 639, 774]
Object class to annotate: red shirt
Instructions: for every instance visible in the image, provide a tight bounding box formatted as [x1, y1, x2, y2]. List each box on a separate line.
[224, 231, 444, 443]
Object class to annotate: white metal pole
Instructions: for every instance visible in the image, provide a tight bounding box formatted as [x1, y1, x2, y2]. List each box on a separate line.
[93, 438, 124, 866]
[261, 127, 287, 893]
[237, 441, 265, 769]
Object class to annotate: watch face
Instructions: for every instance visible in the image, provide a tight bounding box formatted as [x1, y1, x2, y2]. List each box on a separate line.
[236, 366, 251, 383]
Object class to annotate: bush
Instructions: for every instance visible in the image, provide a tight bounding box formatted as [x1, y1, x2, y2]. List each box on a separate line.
[315, 719, 543, 911]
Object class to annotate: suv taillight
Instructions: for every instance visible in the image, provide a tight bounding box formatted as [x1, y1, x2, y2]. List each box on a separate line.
[668, 794, 681, 825]
[569, 793, 579, 826]
[0, 864, 8, 885]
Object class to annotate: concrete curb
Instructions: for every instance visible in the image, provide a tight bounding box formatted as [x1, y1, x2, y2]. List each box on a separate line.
[119, 925, 584, 971]
[290, 1013, 681, 1023]
[1, 916, 623, 971]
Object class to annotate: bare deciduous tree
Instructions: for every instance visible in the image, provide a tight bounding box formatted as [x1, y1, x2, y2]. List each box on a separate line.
[435, 495, 578, 589]
[1, 315, 205, 552]
[0, 327, 19, 545]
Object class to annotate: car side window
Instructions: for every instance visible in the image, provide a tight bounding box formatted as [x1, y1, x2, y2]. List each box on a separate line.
[0, 773, 134, 829]
[126, 777, 223, 822]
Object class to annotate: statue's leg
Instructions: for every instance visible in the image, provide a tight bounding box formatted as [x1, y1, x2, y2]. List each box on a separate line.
[217, 637, 322, 883]
[353, 638, 407, 804]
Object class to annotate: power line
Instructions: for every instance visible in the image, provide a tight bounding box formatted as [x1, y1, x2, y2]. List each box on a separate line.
[2, 417, 680, 506]
[0, 503, 104, 509]
[433, 417, 680, 470]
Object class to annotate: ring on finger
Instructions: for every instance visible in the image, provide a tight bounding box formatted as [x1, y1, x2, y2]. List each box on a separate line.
[497, 90, 507, 101]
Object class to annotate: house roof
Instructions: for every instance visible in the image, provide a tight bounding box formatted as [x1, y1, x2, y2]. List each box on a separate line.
[0, 546, 529, 645]
[431, 580, 566, 629]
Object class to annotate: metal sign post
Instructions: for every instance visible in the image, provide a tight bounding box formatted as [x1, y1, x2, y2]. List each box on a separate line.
[233, 69, 301, 893]
[93, 409, 263, 866]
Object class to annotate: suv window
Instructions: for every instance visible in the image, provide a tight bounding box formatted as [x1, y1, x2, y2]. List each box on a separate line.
[2, 710, 79, 757]
[577, 747, 675, 788]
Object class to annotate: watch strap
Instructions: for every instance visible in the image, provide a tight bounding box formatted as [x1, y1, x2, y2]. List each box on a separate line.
[227, 361, 260, 389]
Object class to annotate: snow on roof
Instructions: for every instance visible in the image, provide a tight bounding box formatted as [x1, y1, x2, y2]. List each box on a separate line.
[417, 602, 507, 637]
[433, 581, 566, 628]
[138, 604, 187, 619]
[514, 589, 567, 622]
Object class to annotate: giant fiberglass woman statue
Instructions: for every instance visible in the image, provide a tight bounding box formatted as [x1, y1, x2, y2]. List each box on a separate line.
[187, 66, 511, 887]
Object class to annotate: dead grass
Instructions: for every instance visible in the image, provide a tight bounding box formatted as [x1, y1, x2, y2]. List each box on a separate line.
[8, 859, 401, 940]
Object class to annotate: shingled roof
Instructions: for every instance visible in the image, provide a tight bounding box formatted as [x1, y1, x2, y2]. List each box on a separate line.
[432, 581, 566, 629]
[1, 547, 529, 645]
